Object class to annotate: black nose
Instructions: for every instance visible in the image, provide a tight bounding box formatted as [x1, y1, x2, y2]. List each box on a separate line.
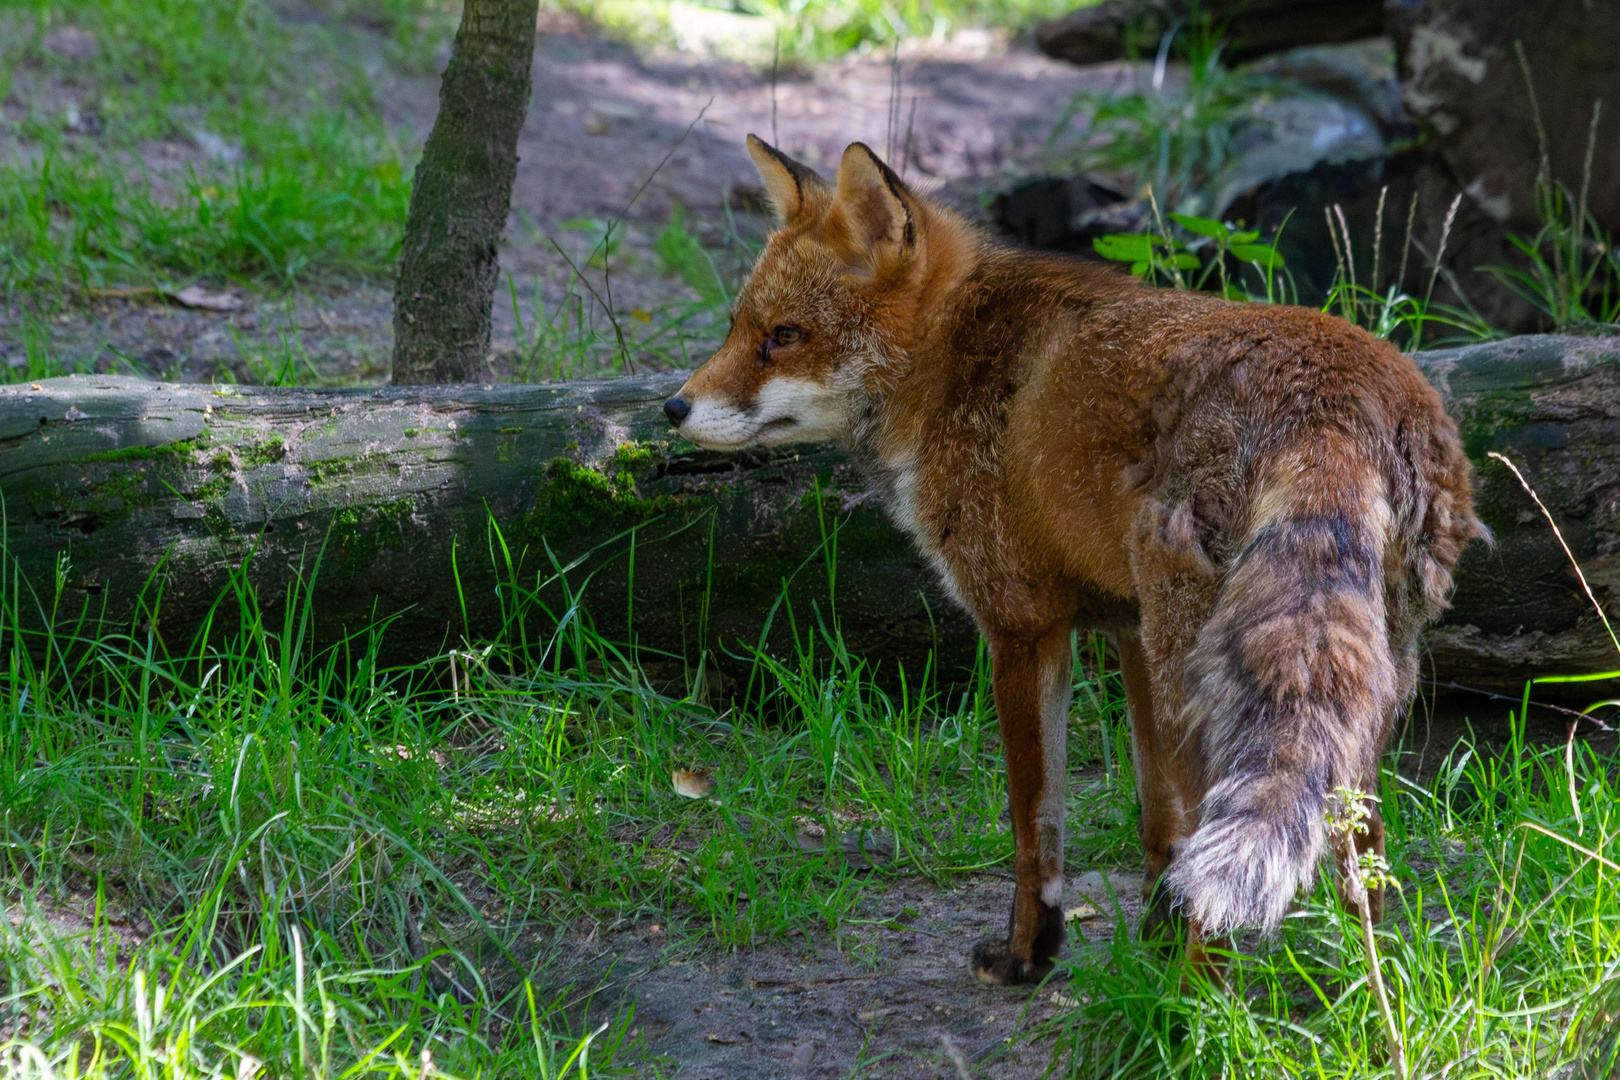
[663, 396, 691, 425]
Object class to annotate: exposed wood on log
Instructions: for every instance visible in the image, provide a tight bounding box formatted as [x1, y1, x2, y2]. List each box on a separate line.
[4, 334, 1620, 690]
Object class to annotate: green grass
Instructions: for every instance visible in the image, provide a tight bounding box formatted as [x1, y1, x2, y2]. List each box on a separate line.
[3, 503, 1619, 1076]
[0, 0, 412, 297]
[1488, 140, 1620, 333]
[502, 201, 754, 380]
[569, 0, 1088, 63]
[1050, 708, 1620, 1077]
[1090, 192, 1501, 350]
[1046, 18, 1291, 221]
[0, 518, 1136, 1075]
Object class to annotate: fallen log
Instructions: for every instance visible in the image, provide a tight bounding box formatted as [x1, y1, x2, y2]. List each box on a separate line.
[3, 334, 1619, 690]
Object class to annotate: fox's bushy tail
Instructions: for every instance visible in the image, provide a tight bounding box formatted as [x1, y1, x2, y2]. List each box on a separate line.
[1164, 480, 1403, 936]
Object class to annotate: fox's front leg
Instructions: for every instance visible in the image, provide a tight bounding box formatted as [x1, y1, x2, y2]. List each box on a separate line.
[972, 624, 1073, 986]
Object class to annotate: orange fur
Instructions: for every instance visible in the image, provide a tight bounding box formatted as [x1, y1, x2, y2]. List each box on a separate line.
[666, 137, 1484, 985]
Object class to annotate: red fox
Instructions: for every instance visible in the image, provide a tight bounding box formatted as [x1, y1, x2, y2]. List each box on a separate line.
[664, 136, 1483, 984]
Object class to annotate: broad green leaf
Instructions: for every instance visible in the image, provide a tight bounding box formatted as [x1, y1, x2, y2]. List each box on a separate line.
[1231, 244, 1285, 267]
[1168, 212, 1228, 239]
[1230, 229, 1260, 244]
[1170, 253, 1201, 270]
[1093, 234, 1157, 262]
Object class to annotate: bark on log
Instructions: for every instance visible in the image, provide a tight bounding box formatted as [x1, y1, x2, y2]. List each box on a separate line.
[4, 334, 1620, 690]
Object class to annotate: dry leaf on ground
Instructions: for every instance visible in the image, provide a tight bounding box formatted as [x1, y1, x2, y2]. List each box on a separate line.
[1064, 899, 1102, 921]
[167, 284, 244, 312]
[672, 767, 715, 799]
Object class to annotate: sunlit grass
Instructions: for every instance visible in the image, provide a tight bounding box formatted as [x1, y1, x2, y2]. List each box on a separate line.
[3, 506, 1618, 1077]
[1048, 713, 1620, 1077]
[0, 0, 410, 296]
[0, 518, 1139, 1074]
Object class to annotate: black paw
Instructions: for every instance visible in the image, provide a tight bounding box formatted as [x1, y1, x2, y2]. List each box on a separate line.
[970, 938, 1054, 986]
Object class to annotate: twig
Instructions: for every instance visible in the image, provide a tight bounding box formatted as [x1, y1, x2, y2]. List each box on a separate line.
[1325, 205, 1348, 311]
[1418, 677, 1615, 731]
[1514, 40, 1552, 182]
[542, 234, 623, 367]
[581, 98, 714, 374]
[886, 39, 902, 162]
[1372, 185, 1387, 296]
[1418, 192, 1463, 346]
[1520, 820, 1620, 873]
[1146, 188, 1185, 290]
[770, 30, 780, 148]
[1487, 451, 1620, 656]
[900, 97, 918, 180]
[1335, 203, 1358, 299]
[1566, 719, 1584, 836]
[1336, 203, 1359, 323]
[614, 98, 713, 226]
[1397, 190, 1418, 291]
[1574, 99, 1602, 285]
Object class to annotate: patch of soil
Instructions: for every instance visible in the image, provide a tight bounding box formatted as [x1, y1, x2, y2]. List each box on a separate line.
[547, 869, 1145, 1078]
[3, 17, 1126, 383]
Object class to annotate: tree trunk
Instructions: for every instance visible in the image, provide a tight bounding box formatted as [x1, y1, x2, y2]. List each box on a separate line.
[391, 0, 539, 384]
[6, 335, 1620, 691]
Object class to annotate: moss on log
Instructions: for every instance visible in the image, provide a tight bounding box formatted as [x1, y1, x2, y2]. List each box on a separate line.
[4, 333, 1620, 689]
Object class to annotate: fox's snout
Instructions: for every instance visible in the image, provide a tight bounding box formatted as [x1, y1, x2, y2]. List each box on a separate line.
[664, 372, 848, 449]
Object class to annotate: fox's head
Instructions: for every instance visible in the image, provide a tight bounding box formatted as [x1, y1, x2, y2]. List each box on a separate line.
[663, 137, 973, 449]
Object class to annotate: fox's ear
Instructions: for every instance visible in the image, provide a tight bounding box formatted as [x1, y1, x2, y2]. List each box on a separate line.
[746, 134, 827, 226]
[831, 142, 915, 272]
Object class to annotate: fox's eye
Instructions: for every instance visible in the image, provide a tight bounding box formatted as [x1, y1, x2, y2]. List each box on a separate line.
[771, 325, 804, 347]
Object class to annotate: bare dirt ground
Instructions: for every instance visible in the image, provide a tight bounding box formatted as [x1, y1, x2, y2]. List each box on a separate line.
[7, 17, 1126, 383]
[546, 868, 1145, 1079]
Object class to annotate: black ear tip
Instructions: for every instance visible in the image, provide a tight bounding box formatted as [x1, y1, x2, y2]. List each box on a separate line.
[663, 397, 691, 425]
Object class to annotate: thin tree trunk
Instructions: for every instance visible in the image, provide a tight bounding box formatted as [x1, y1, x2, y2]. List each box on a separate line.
[392, 0, 539, 384]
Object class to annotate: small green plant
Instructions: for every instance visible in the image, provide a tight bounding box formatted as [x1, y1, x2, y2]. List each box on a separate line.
[1092, 188, 1501, 349]
[1047, 16, 1290, 217]
[230, 326, 323, 387]
[1092, 208, 1289, 301]
[1487, 96, 1620, 332]
[1327, 786, 1407, 1080]
[655, 202, 728, 305]
[1320, 191, 1497, 349]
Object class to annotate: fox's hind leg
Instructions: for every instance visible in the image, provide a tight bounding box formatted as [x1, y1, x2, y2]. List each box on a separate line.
[1117, 631, 1197, 946]
[1122, 494, 1225, 951]
[972, 623, 1073, 986]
